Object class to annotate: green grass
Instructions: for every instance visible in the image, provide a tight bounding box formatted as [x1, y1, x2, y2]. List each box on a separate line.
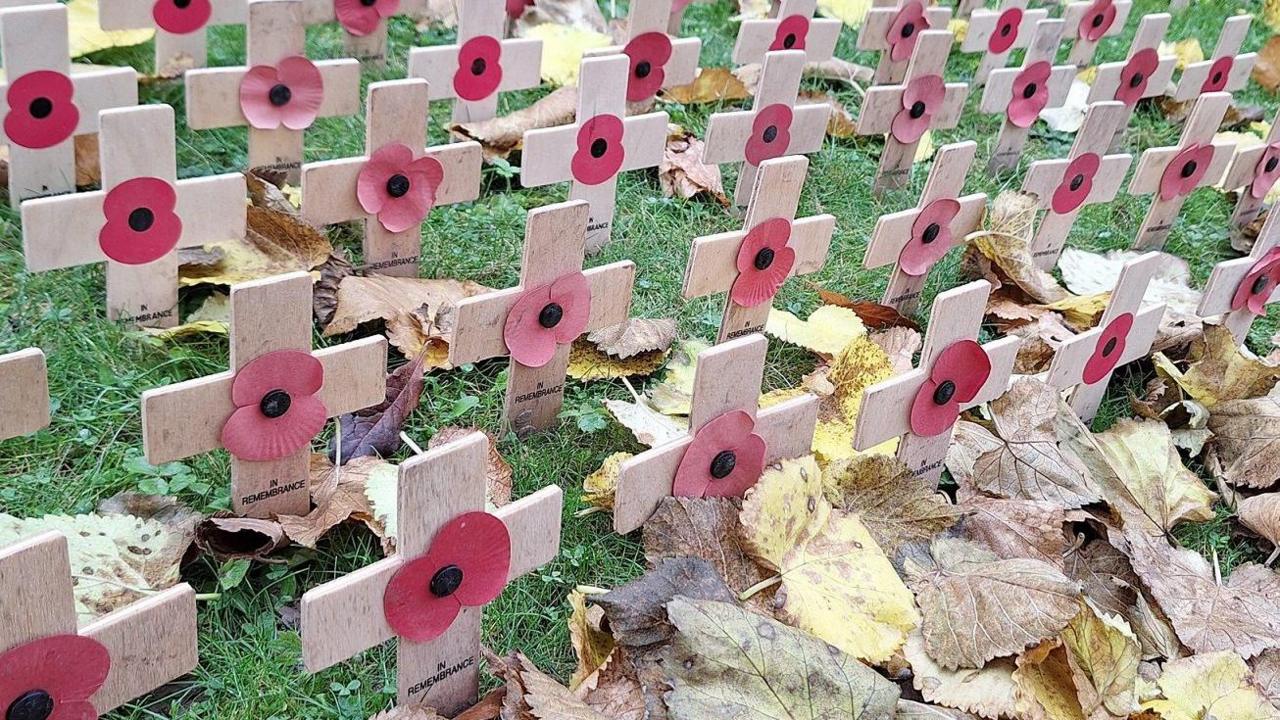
[0, 1, 1277, 717]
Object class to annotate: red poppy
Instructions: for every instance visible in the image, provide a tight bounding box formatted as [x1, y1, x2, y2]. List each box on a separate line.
[1230, 248, 1280, 315]
[356, 143, 444, 233]
[1007, 60, 1051, 128]
[770, 14, 809, 52]
[98, 177, 183, 266]
[910, 340, 990, 437]
[1201, 55, 1234, 93]
[152, 0, 212, 34]
[221, 350, 327, 462]
[4, 70, 79, 150]
[570, 114, 626, 186]
[730, 217, 795, 307]
[1250, 142, 1280, 200]
[1078, 0, 1116, 42]
[987, 7, 1023, 54]
[453, 36, 503, 102]
[887, 0, 928, 62]
[239, 56, 324, 131]
[623, 32, 673, 102]
[672, 410, 767, 499]
[891, 74, 944, 144]
[744, 103, 793, 167]
[1113, 48, 1158, 108]
[506, 0, 533, 19]
[383, 512, 511, 643]
[1082, 312, 1132, 384]
[1158, 143, 1213, 201]
[1051, 152, 1100, 214]
[503, 272, 591, 368]
[899, 198, 960, 277]
[0, 635, 110, 720]
[335, 0, 400, 37]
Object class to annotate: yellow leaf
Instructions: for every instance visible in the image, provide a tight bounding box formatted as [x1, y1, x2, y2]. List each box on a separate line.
[67, 0, 153, 56]
[581, 452, 633, 511]
[567, 339, 668, 381]
[1043, 292, 1110, 328]
[914, 130, 935, 162]
[904, 631, 1018, 719]
[646, 340, 707, 416]
[948, 18, 969, 44]
[525, 23, 612, 86]
[140, 292, 230, 340]
[1158, 39, 1204, 70]
[1267, 0, 1280, 32]
[567, 590, 614, 691]
[1013, 640, 1086, 720]
[1143, 652, 1278, 720]
[661, 67, 751, 104]
[817, 0, 873, 27]
[1154, 324, 1280, 408]
[740, 455, 829, 569]
[811, 336, 899, 466]
[1061, 600, 1140, 718]
[766, 305, 867, 356]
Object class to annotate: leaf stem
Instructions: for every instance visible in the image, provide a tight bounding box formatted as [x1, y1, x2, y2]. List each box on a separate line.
[739, 574, 783, 601]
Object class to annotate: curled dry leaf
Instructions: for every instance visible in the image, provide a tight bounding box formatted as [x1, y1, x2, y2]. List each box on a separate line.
[594, 557, 737, 649]
[642, 497, 769, 607]
[604, 396, 688, 447]
[765, 305, 868, 356]
[823, 453, 962, 556]
[1010, 640, 1084, 720]
[567, 339, 668, 381]
[1060, 599, 1141, 718]
[194, 515, 288, 561]
[664, 597, 901, 720]
[278, 454, 389, 549]
[870, 326, 923, 374]
[1063, 540, 1139, 620]
[451, 86, 578, 160]
[582, 451, 632, 511]
[1039, 76, 1091, 133]
[331, 356, 425, 464]
[1158, 324, 1280, 408]
[568, 591, 613, 689]
[904, 537, 1081, 670]
[312, 251, 355, 327]
[659, 128, 729, 206]
[1238, 493, 1280, 560]
[1208, 384, 1280, 489]
[179, 206, 334, 287]
[903, 631, 1018, 720]
[660, 67, 751, 104]
[1059, 247, 1202, 352]
[585, 318, 677, 359]
[492, 651, 610, 720]
[809, 283, 922, 331]
[965, 191, 1068, 304]
[735, 57, 873, 94]
[428, 426, 513, 507]
[645, 339, 704, 416]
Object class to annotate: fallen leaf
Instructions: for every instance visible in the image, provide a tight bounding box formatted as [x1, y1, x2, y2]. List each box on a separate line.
[1059, 247, 1202, 352]
[312, 251, 355, 327]
[766, 305, 868, 356]
[658, 128, 729, 205]
[604, 397, 688, 446]
[960, 498, 1067, 569]
[428, 427, 513, 507]
[451, 86, 578, 160]
[585, 318, 677, 359]
[1239, 493, 1280, 561]
[809, 284, 922, 330]
[278, 455, 389, 548]
[67, 0, 153, 56]
[1208, 384, 1280, 489]
[568, 590, 615, 690]
[664, 597, 902, 719]
[642, 497, 770, 606]
[363, 462, 400, 552]
[965, 191, 1068, 304]
[1143, 651, 1279, 720]
[1011, 640, 1085, 720]
[582, 452, 632, 511]
[1159, 38, 1204, 70]
[822, 453, 962, 556]
[493, 651, 611, 720]
[369, 704, 448, 719]
[522, 23, 612, 86]
[1158, 324, 1280, 408]
[1265, 0, 1280, 33]
[514, 0, 607, 33]
[645, 339, 705, 416]
[323, 274, 490, 363]
[1043, 292, 1110, 329]
[179, 207, 333, 287]
[661, 67, 751, 104]
[801, 91, 858, 138]
[1063, 540, 1139, 620]
[809, 335, 899, 467]
[1252, 36, 1280, 93]
[567, 341, 668, 381]
[817, 0, 872, 27]
[193, 515, 288, 561]
[141, 292, 231, 340]
[1251, 649, 1280, 707]
[573, 647, 646, 720]
[896, 700, 982, 720]
[595, 557, 737, 649]
[1060, 600, 1141, 718]
[904, 538, 1081, 670]
[870, 326, 923, 374]
[1040, 76, 1091, 133]
[331, 356, 424, 464]
[903, 631, 1018, 720]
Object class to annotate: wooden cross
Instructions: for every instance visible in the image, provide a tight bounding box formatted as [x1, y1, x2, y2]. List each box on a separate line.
[612, 334, 819, 534]
[1198, 202, 1280, 346]
[1045, 252, 1164, 421]
[856, 30, 968, 192]
[300, 0, 423, 63]
[1022, 100, 1132, 270]
[958, 0, 1047, 88]
[407, 0, 542, 124]
[0, 4, 136, 206]
[856, 0, 952, 85]
[0, 348, 49, 441]
[702, 49, 828, 209]
[952, 0, 984, 19]
[863, 141, 986, 315]
[1170, 15, 1255, 102]
[448, 200, 635, 437]
[521, 54, 668, 252]
[1128, 91, 1233, 251]
[585, 0, 701, 103]
[141, 272, 388, 518]
[732, 0, 841, 65]
[1084, 12, 1175, 149]
[21, 104, 246, 329]
[184, 0, 361, 183]
[1220, 106, 1280, 236]
[979, 18, 1076, 173]
[98, 0, 247, 74]
[681, 156, 834, 343]
[1061, 0, 1132, 67]
[300, 432, 561, 717]
[0, 531, 197, 718]
[300, 79, 482, 277]
[853, 280, 1020, 485]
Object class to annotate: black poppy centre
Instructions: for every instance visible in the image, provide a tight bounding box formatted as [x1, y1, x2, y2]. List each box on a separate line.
[1000, 23, 1013, 37]
[634, 60, 652, 79]
[7, 689, 54, 720]
[709, 450, 737, 479]
[259, 389, 292, 419]
[128, 207, 155, 233]
[1181, 160, 1197, 178]
[1069, 173, 1085, 191]
[1266, 157, 1278, 173]
[1129, 72, 1144, 88]
[932, 380, 956, 405]
[269, 84, 293, 107]
[1091, 13, 1105, 28]
[471, 57, 487, 76]
[1253, 274, 1272, 295]
[538, 302, 564, 329]
[386, 174, 411, 198]
[28, 97, 53, 120]
[590, 138, 609, 159]
[762, 125, 779, 144]
[753, 246, 775, 270]
[901, 22, 915, 38]
[909, 101, 927, 119]
[173, 0, 192, 8]
[782, 33, 798, 49]
[1022, 82, 1038, 99]
[921, 222, 941, 244]
[430, 565, 464, 598]
[1102, 337, 1118, 357]
[1211, 71, 1223, 86]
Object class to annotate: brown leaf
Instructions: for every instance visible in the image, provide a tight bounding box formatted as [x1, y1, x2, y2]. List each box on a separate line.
[1239, 493, 1280, 551]
[1123, 531, 1280, 659]
[1063, 540, 1139, 619]
[574, 648, 647, 720]
[332, 355, 424, 464]
[1006, 312, 1076, 374]
[323, 273, 490, 363]
[585, 318, 677, 359]
[194, 515, 288, 561]
[660, 67, 750, 104]
[450, 86, 578, 160]
[74, 133, 100, 187]
[595, 557, 738, 649]
[823, 453, 962, 556]
[493, 651, 610, 720]
[1250, 649, 1280, 707]
[1252, 35, 1280, 92]
[800, 91, 857, 138]
[179, 206, 333, 286]
[965, 192, 1068, 304]
[870, 326, 923, 374]
[641, 497, 769, 607]
[276, 455, 388, 548]
[960, 498, 1067, 570]
[735, 57, 874, 94]
[1011, 640, 1085, 720]
[658, 128, 728, 206]
[312, 251, 355, 327]
[904, 538, 1081, 670]
[427, 426, 512, 506]
[896, 700, 981, 720]
[808, 283, 922, 331]
[1164, 324, 1280, 408]
[1208, 386, 1280, 489]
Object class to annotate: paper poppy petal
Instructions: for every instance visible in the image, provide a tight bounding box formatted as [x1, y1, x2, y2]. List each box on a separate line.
[887, 1, 927, 62]
[454, 36, 504, 102]
[433, 512, 513, 606]
[503, 284, 560, 368]
[335, 0, 392, 36]
[771, 14, 809, 52]
[547, 272, 592, 344]
[221, 394, 326, 462]
[673, 410, 758, 499]
[891, 106, 931, 144]
[931, 339, 991, 403]
[1251, 144, 1280, 200]
[384, 558, 463, 643]
[1230, 250, 1280, 314]
[910, 378, 962, 437]
[730, 245, 795, 307]
[1051, 153, 1101, 214]
[152, 0, 212, 34]
[4, 70, 79, 150]
[987, 7, 1023, 54]
[0, 635, 110, 720]
[900, 198, 960, 276]
[624, 32, 673, 102]
[99, 177, 183, 266]
[1007, 60, 1051, 128]
[277, 57, 325, 131]
[1114, 48, 1158, 107]
[701, 430, 767, 498]
[356, 143, 413, 216]
[231, 350, 324, 405]
[1079, 0, 1115, 42]
[1082, 312, 1133, 385]
[1201, 55, 1233, 93]
[1158, 144, 1212, 201]
[238, 65, 285, 129]
[571, 114, 627, 185]
[744, 104, 793, 167]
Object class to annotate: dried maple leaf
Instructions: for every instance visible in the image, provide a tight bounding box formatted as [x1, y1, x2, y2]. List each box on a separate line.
[322, 274, 490, 363]
[870, 326, 923, 374]
[1156, 324, 1280, 408]
[1061, 417, 1216, 536]
[740, 456, 920, 662]
[641, 497, 768, 606]
[450, 86, 578, 159]
[1125, 531, 1280, 659]
[904, 538, 1081, 670]
[1143, 651, 1280, 720]
[1011, 640, 1085, 720]
[1063, 541, 1139, 619]
[493, 651, 610, 720]
[658, 129, 728, 206]
[660, 67, 750, 104]
[1239, 493, 1280, 563]
[823, 453, 962, 556]
[595, 557, 737, 649]
[178, 206, 333, 287]
[664, 597, 901, 719]
[1210, 385, 1280, 489]
[903, 631, 1018, 720]
[959, 498, 1067, 569]
[964, 191, 1068, 305]
[1060, 599, 1141, 718]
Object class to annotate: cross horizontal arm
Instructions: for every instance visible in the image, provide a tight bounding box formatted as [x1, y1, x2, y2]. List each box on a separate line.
[0, 65, 141, 145]
[492, 485, 563, 580]
[99, 0, 245, 28]
[701, 105, 829, 165]
[1088, 56, 1175, 104]
[448, 262, 635, 365]
[862, 194, 985, 268]
[185, 61, 362, 130]
[301, 142, 482, 226]
[407, 39, 544, 101]
[857, 6, 953, 51]
[1129, 141, 1234, 196]
[0, 348, 50, 440]
[141, 336, 387, 464]
[733, 17, 841, 64]
[300, 556, 400, 672]
[83, 585, 197, 714]
[979, 63, 1075, 114]
[681, 215, 835, 297]
[519, 113, 669, 187]
[857, 83, 968, 135]
[1022, 154, 1131, 207]
[1045, 302, 1163, 388]
[0, 531, 77, 651]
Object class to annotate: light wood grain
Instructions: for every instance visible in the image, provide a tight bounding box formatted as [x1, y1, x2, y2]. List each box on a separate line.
[84, 585, 198, 714]
[0, 348, 49, 440]
[1062, 0, 1132, 66]
[99, 0, 247, 71]
[1198, 199, 1280, 344]
[857, 0, 953, 84]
